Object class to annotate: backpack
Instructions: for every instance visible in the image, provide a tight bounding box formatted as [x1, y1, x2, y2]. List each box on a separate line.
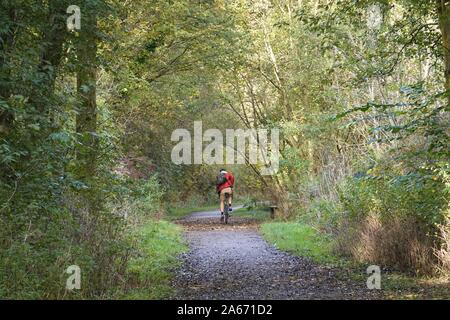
[216, 172, 228, 185]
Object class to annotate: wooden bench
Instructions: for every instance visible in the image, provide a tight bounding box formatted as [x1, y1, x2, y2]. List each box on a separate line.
[246, 200, 278, 219]
[269, 205, 278, 219]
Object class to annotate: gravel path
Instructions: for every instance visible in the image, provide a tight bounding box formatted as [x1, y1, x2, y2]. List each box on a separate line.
[171, 209, 381, 300]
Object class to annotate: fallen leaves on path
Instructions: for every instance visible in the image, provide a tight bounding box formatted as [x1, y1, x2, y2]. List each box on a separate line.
[171, 211, 382, 300]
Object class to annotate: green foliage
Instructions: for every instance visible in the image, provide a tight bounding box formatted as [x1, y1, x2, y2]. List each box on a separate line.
[1, 0, 449, 297]
[297, 198, 342, 234]
[122, 176, 165, 222]
[339, 168, 448, 229]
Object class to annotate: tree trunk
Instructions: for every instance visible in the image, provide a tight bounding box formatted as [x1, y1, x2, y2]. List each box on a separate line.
[76, 10, 98, 178]
[437, 0, 450, 109]
[29, 1, 69, 115]
[39, 2, 69, 94]
[1, 1, 68, 134]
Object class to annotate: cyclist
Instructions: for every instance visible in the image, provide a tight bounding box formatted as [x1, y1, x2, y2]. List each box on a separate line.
[216, 169, 235, 222]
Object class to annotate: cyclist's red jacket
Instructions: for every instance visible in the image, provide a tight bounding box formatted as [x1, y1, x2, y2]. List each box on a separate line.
[217, 172, 235, 193]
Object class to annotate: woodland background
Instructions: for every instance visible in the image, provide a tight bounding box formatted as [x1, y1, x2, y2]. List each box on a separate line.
[0, 0, 449, 298]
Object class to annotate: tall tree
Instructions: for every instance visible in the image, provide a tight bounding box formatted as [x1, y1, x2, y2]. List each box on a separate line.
[76, 3, 99, 178]
[437, 0, 450, 108]
[34, 0, 70, 112]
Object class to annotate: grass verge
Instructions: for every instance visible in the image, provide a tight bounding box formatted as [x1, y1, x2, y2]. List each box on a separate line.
[123, 220, 187, 299]
[260, 222, 343, 266]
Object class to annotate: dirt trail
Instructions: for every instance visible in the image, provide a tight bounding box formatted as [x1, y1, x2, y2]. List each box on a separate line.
[171, 208, 381, 300]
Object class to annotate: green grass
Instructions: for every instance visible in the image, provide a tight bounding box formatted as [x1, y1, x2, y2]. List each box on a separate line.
[123, 220, 187, 299]
[232, 207, 272, 221]
[261, 222, 342, 265]
[165, 204, 218, 220]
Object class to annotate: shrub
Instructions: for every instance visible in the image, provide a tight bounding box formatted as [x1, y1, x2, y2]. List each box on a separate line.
[297, 198, 341, 234]
[335, 174, 447, 275]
